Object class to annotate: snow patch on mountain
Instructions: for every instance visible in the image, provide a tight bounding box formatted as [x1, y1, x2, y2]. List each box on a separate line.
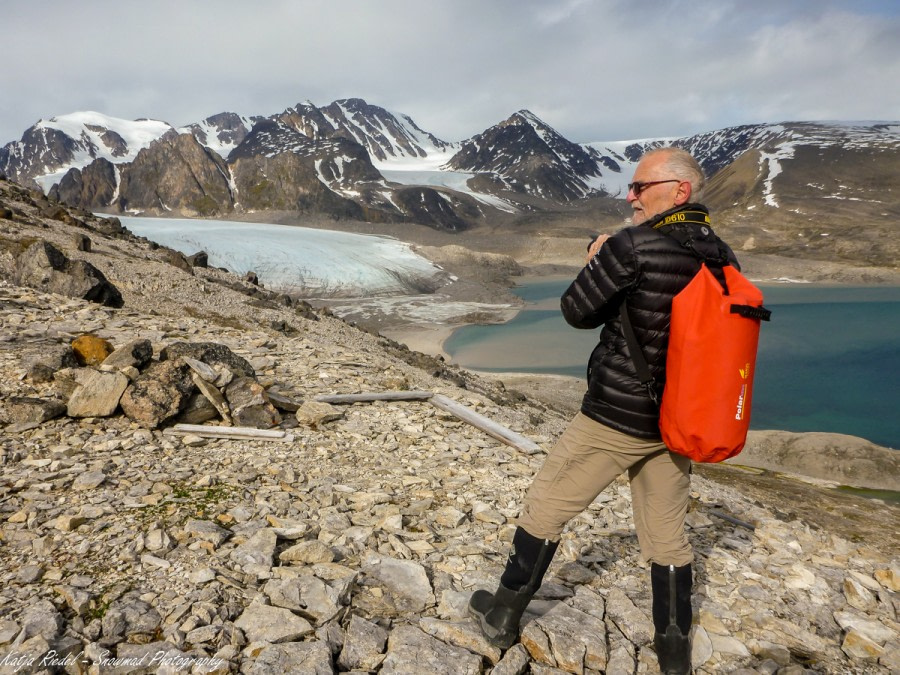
[41, 111, 173, 154]
[759, 142, 796, 207]
[374, 150, 516, 213]
[26, 112, 173, 191]
[178, 115, 255, 158]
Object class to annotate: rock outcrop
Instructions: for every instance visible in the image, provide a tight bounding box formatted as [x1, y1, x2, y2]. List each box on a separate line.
[49, 157, 117, 208]
[733, 430, 900, 492]
[14, 240, 123, 307]
[118, 130, 234, 217]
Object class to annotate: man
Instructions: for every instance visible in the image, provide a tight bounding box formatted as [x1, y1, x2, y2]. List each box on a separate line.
[469, 147, 738, 675]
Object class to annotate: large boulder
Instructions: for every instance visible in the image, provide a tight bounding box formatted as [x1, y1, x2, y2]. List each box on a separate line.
[160, 342, 255, 379]
[15, 240, 123, 307]
[119, 360, 195, 428]
[186, 251, 208, 268]
[67, 370, 129, 418]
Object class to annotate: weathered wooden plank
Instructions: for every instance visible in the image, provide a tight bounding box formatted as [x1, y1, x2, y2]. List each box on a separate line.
[429, 393, 542, 454]
[709, 509, 756, 531]
[165, 423, 291, 442]
[315, 391, 434, 404]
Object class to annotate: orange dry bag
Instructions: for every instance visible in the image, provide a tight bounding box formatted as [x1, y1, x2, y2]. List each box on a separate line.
[619, 246, 771, 462]
[659, 264, 770, 462]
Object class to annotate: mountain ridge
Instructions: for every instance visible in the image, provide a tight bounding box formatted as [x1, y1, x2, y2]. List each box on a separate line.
[1, 104, 898, 268]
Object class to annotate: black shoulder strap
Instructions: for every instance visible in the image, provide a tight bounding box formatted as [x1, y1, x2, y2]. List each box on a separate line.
[657, 222, 731, 267]
[619, 301, 659, 406]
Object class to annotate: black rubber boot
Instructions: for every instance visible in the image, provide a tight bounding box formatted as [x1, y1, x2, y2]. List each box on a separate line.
[469, 527, 559, 649]
[651, 563, 693, 674]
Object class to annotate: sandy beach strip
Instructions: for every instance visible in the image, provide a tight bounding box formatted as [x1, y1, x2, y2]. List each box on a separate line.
[379, 324, 458, 362]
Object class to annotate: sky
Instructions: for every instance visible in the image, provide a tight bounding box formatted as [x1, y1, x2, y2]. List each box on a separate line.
[2, 0, 899, 146]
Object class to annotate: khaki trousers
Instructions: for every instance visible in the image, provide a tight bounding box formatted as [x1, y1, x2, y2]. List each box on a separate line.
[516, 412, 692, 566]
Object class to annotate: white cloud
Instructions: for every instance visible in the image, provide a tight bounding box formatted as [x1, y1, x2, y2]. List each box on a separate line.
[0, 0, 897, 145]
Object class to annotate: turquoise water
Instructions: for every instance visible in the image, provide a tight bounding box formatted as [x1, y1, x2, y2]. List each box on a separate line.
[445, 281, 900, 449]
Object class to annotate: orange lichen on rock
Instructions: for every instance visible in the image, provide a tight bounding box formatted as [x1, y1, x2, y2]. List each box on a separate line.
[71, 334, 114, 366]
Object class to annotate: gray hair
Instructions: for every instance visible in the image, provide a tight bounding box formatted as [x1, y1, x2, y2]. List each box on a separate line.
[644, 147, 706, 199]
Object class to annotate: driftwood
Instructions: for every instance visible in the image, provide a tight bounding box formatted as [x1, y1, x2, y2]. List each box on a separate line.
[709, 509, 756, 531]
[315, 391, 434, 404]
[316, 390, 543, 455]
[429, 394, 542, 455]
[165, 423, 294, 442]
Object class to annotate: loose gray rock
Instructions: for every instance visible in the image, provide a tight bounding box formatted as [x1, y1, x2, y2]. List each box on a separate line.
[101, 593, 161, 641]
[191, 373, 232, 423]
[16, 564, 44, 584]
[520, 600, 608, 672]
[72, 470, 106, 490]
[279, 540, 335, 565]
[24, 344, 77, 382]
[246, 641, 332, 675]
[605, 587, 654, 646]
[362, 554, 435, 613]
[295, 400, 344, 428]
[420, 616, 503, 664]
[337, 615, 389, 671]
[234, 602, 314, 643]
[100, 338, 153, 371]
[16, 599, 63, 642]
[229, 527, 277, 573]
[55, 585, 92, 615]
[225, 376, 281, 428]
[183, 519, 231, 547]
[381, 624, 482, 674]
[175, 391, 219, 424]
[0, 396, 65, 424]
[491, 643, 532, 675]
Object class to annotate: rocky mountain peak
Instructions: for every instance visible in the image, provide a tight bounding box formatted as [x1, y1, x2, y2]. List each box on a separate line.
[320, 98, 453, 162]
[181, 112, 259, 159]
[502, 109, 548, 130]
[0, 113, 175, 191]
[276, 103, 335, 141]
[447, 110, 606, 202]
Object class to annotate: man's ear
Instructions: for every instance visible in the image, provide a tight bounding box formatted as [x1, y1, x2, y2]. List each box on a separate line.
[674, 181, 692, 205]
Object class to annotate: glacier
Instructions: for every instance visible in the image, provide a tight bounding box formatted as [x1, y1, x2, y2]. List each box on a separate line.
[118, 216, 450, 297]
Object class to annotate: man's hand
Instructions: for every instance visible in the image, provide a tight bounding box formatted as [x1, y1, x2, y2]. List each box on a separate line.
[585, 233, 610, 264]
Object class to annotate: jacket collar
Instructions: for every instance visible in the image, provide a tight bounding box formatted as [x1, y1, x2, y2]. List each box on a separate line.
[644, 203, 710, 230]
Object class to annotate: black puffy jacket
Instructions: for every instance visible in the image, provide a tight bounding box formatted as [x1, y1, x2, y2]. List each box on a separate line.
[560, 203, 739, 439]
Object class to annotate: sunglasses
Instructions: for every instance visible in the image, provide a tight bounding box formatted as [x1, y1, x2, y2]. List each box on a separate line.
[627, 179, 681, 197]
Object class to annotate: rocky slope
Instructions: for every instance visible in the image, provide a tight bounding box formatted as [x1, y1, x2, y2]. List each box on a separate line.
[0, 177, 898, 674]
